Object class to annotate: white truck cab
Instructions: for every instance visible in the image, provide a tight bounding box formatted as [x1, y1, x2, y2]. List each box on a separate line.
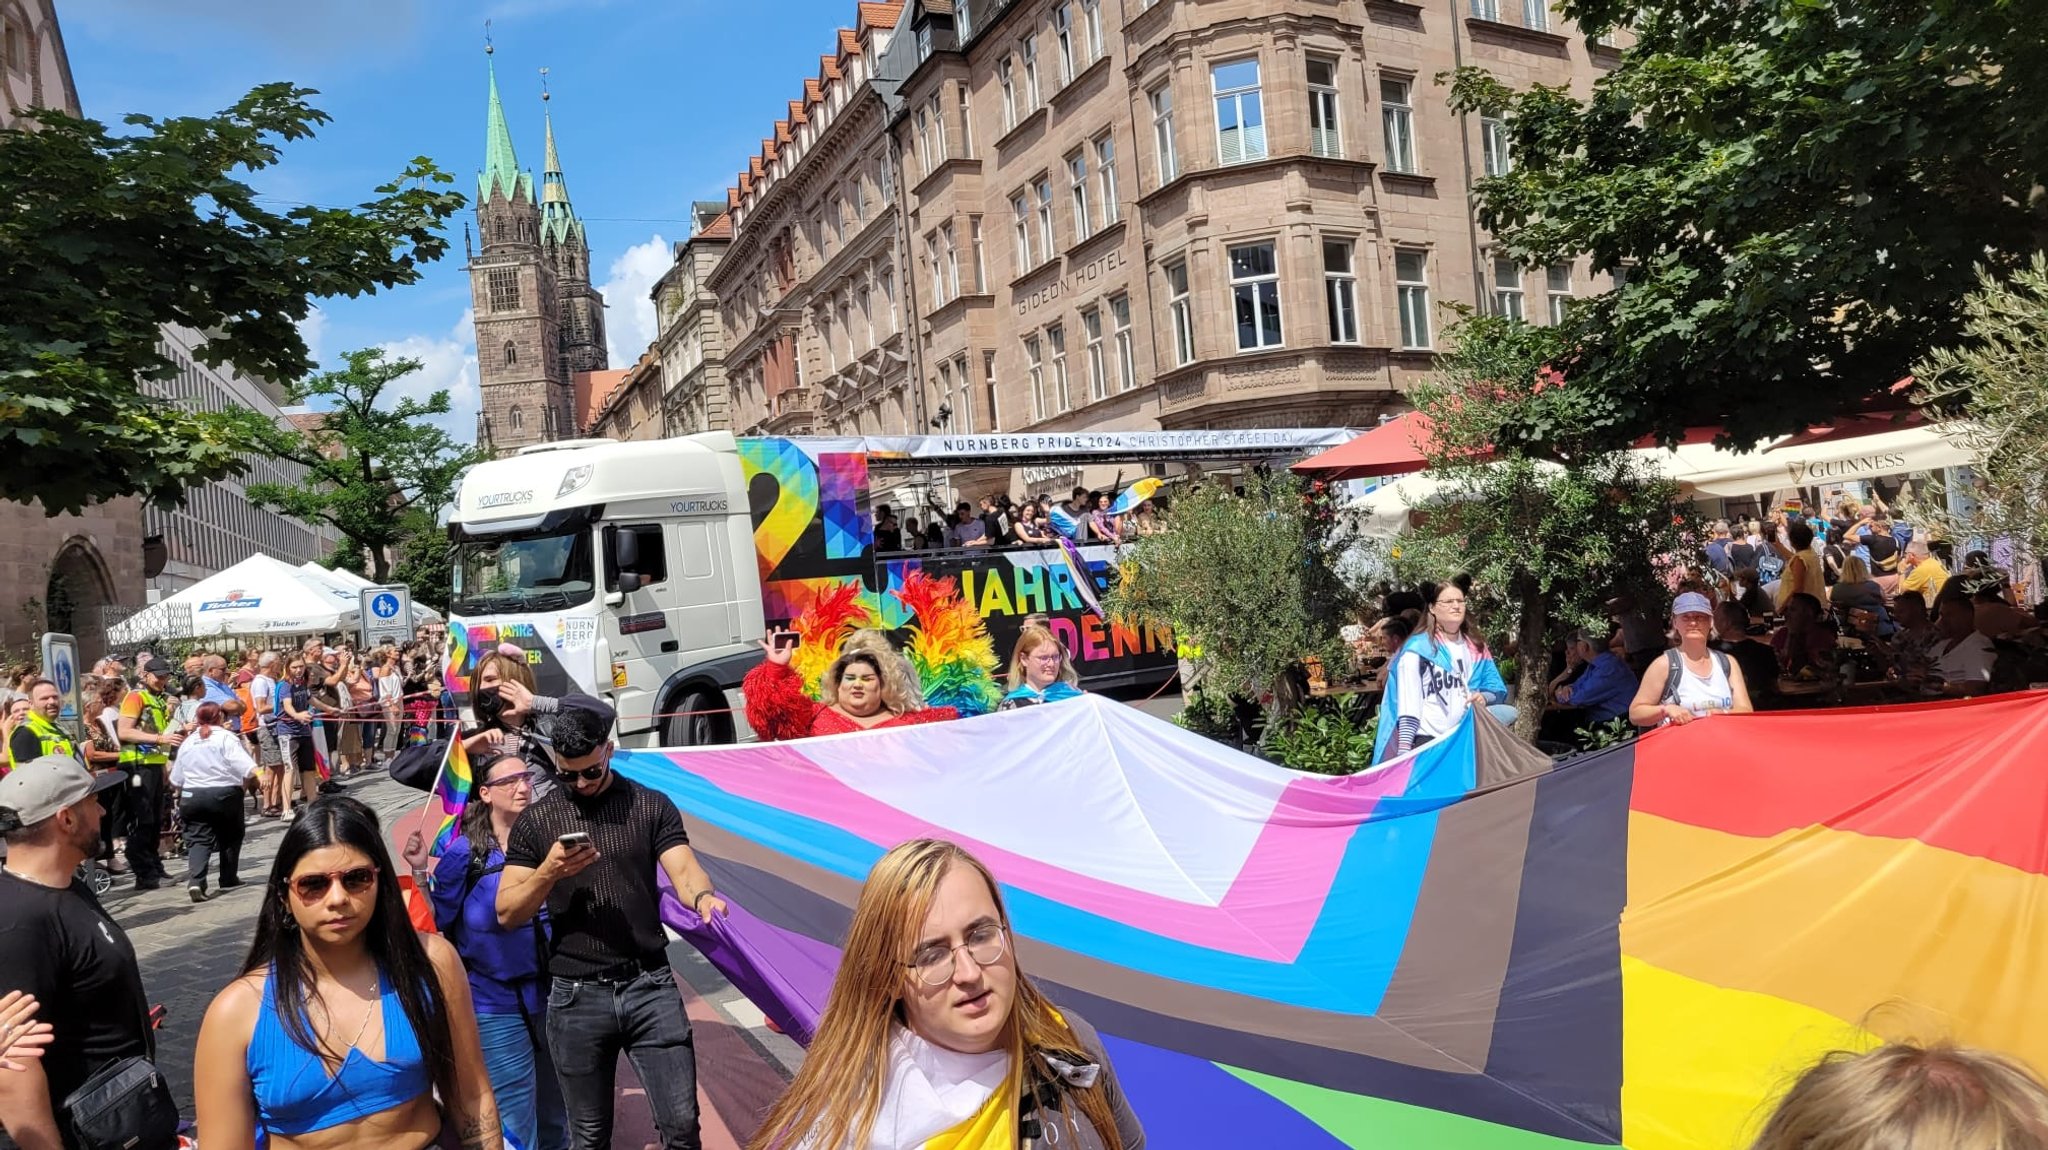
[447, 433, 764, 747]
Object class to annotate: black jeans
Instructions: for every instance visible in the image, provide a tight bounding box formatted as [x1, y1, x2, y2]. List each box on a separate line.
[123, 763, 166, 879]
[179, 785, 246, 888]
[544, 965, 699, 1150]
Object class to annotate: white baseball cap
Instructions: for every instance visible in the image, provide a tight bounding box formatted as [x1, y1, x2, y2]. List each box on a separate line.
[0, 755, 124, 831]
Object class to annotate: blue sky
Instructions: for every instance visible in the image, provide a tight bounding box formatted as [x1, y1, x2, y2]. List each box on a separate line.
[61, 0, 861, 439]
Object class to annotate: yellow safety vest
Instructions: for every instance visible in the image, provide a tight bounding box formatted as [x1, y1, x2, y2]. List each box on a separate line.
[8, 711, 76, 768]
[118, 690, 172, 767]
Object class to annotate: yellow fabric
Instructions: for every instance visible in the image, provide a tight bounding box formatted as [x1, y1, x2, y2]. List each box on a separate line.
[1900, 556, 1949, 606]
[118, 689, 172, 765]
[8, 712, 74, 767]
[1772, 550, 1826, 610]
[921, 1063, 1018, 1150]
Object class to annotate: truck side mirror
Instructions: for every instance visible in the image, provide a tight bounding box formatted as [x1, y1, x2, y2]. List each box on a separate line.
[618, 572, 645, 593]
[611, 528, 640, 571]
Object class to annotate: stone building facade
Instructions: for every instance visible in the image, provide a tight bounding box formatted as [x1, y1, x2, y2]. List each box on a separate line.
[586, 352, 665, 442]
[468, 53, 608, 454]
[0, 0, 142, 660]
[711, 3, 915, 442]
[651, 203, 734, 436]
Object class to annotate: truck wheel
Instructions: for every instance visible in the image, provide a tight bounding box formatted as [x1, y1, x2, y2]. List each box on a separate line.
[663, 689, 731, 747]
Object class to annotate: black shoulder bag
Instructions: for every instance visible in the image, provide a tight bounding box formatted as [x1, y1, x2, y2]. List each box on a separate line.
[64, 1055, 180, 1150]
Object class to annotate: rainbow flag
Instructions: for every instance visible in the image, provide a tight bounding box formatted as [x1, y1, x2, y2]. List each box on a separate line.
[621, 690, 2048, 1149]
[430, 639, 474, 852]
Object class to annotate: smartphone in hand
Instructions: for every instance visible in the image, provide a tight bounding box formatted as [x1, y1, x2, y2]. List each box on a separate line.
[772, 630, 801, 651]
[557, 831, 593, 851]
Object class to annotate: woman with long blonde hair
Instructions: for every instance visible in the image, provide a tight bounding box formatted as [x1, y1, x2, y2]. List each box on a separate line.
[750, 839, 1143, 1150]
[1000, 626, 1083, 710]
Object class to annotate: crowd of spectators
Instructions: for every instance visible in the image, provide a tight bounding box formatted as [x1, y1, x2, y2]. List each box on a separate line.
[873, 486, 1167, 553]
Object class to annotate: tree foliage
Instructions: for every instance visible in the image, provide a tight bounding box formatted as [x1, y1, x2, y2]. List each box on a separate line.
[1447, 0, 2048, 454]
[0, 84, 464, 513]
[1912, 255, 2048, 561]
[1388, 314, 1695, 735]
[240, 349, 484, 584]
[390, 510, 456, 614]
[1103, 471, 1359, 721]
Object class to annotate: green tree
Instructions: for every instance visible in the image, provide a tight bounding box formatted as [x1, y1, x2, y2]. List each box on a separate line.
[1446, 0, 2048, 454]
[241, 349, 484, 583]
[1103, 471, 1359, 724]
[1912, 255, 2048, 562]
[390, 509, 455, 614]
[0, 84, 463, 514]
[1388, 314, 1695, 736]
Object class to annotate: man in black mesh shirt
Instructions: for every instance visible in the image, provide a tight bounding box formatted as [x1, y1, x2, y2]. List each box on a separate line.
[497, 696, 727, 1150]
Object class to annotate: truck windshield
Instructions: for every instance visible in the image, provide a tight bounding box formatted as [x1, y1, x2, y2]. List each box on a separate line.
[451, 528, 596, 615]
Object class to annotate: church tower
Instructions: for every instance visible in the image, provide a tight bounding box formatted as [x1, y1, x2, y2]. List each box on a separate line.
[539, 105, 609, 379]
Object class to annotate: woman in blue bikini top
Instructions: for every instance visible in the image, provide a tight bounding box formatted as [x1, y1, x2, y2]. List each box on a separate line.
[193, 796, 500, 1150]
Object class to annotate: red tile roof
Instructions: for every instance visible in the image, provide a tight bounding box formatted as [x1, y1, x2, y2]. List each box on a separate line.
[837, 28, 859, 56]
[574, 369, 629, 434]
[698, 212, 733, 240]
[820, 54, 841, 80]
[857, 2, 905, 29]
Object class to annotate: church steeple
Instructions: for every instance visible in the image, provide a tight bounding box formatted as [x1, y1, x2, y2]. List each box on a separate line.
[539, 109, 584, 247]
[480, 52, 532, 204]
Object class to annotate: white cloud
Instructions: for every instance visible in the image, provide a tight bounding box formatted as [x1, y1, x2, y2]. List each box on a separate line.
[597, 233, 671, 369]
[376, 308, 479, 444]
[298, 306, 329, 366]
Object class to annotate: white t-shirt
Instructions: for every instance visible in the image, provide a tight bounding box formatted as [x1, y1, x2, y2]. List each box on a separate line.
[250, 673, 276, 725]
[376, 667, 404, 704]
[1935, 633, 1997, 685]
[1668, 650, 1734, 716]
[1395, 637, 1477, 742]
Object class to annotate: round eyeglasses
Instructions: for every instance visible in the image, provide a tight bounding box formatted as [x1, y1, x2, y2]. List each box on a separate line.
[906, 924, 1008, 986]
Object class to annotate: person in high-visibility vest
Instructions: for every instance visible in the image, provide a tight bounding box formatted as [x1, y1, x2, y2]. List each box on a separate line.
[115, 657, 184, 891]
[6, 679, 78, 771]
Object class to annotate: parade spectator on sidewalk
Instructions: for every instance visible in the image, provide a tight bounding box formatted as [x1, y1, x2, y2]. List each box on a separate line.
[748, 838, 1144, 1150]
[249, 652, 284, 817]
[1550, 632, 1635, 726]
[1899, 540, 1950, 607]
[999, 626, 1085, 710]
[273, 657, 323, 816]
[1631, 592, 1754, 726]
[496, 696, 727, 1150]
[423, 753, 568, 1150]
[1372, 581, 1511, 764]
[376, 649, 406, 765]
[194, 796, 499, 1150]
[200, 655, 240, 730]
[169, 702, 257, 903]
[8, 681, 78, 772]
[1931, 597, 1997, 697]
[745, 636, 959, 739]
[1770, 516, 1828, 611]
[115, 658, 183, 891]
[0, 755, 160, 1150]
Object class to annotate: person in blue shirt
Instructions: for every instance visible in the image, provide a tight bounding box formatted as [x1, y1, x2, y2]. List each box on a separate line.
[1372, 580, 1513, 764]
[998, 625, 1087, 710]
[417, 751, 567, 1150]
[1552, 630, 1636, 725]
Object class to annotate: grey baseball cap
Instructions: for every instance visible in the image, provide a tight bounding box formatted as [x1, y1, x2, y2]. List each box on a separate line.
[0, 755, 124, 831]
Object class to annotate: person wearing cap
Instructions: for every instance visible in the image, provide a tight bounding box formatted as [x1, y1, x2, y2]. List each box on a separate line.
[0, 756, 157, 1150]
[495, 695, 727, 1150]
[7, 680, 79, 773]
[114, 658, 183, 891]
[1629, 592, 1755, 726]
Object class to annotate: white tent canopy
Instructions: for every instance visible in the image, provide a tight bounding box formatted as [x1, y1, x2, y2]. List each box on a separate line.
[107, 554, 362, 642]
[297, 562, 443, 624]
[1641, 425, 1973, 498]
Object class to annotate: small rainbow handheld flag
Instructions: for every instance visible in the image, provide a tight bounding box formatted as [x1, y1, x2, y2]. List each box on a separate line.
[429, 642, 474, 853]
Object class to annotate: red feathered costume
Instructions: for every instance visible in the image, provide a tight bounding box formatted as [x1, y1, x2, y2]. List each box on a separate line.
[743, 661, 958, 740]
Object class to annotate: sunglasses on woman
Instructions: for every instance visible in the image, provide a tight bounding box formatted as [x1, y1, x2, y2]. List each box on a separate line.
[290, 867, 378, 902]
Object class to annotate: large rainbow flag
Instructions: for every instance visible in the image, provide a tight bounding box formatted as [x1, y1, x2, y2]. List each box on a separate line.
[615, 690, 2048, 1148]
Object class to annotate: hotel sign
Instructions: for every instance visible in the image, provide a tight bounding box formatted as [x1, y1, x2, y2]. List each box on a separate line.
[1016, 249, 1127, 315]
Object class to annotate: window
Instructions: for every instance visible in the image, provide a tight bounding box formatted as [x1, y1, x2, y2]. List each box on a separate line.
[1109, 293, 1136, 391]
[1149, 84, 1179, 183]
[999, 56, 1017, 130]
[1012, 193, 1034, 270]
[854, 175, 868, 223]
[1165, 260, 1195, 366]
[915, 107, 933, 175]
[1524, 0, 1548, 30]
[1395, 250, 1431, 349]
[1471, 0, 1499, 17]
[941, 222, 960, 300]
[1025, 334, 1047, 419]
[880, 149, 896, 203]
[1048, 322, 1071, 412]
[955, 355, 974, 431]
[605, 524, 669, 591]
[1021, 34, 1041, 110]
[1212, 58, 1266, 164]
[1054, 4, 1075, 84]
[984, 350, 1000, 430]
[957, 2, 973, 41]
[1482, 116, 1511, 177]
[937, 360, 953, 424]
[970, 216, 986, 291]
[1546, 263, 1572, 324]
[1493, 258, 1525, 320]
[1324, 240, 1359, 344]
[509, 405, 525, 431]
[1308, 58, 1342, 158]
[1035, 177, 1055, 256]
[929, 95, 949, 162]
[1068, 151, 1092, 241]
[926, 232, 946, 306]
[1230, 242, 1283, 350]
[1082, 0, 1103, 63]
[1381, 78, 1416, 173]
[1095, 134, 1119, 226]
[1083, 306, 1107, 400]
[503, 340, 519, 367]
[958, 86, 974, 157]
[488, 268, 521, 312]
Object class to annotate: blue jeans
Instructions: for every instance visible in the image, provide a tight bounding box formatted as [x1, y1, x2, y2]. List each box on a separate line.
[477, 1010, 568, 1150]
[544, 965, 700, 1150]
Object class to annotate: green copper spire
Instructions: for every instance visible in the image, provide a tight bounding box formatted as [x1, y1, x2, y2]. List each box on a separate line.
[480, 54, 532, 204]
[539, 109, 583, 246]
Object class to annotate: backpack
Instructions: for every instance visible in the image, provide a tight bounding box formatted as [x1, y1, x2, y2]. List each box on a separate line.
[1659, 648, 1732, 706]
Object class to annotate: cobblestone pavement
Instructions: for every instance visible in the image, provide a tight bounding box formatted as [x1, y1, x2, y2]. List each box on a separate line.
[107, 770, 798, 1149]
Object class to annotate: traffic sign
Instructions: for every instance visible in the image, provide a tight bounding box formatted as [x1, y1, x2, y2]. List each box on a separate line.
[358, 584, 412, 647]
[39, 632, 81, 739]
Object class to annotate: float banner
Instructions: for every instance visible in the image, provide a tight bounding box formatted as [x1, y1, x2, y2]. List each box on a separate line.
[622, 689, 2048, 1150]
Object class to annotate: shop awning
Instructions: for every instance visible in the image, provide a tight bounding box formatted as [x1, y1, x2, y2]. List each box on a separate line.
[1291, 412, 1465, 480]
[1647, 425, 1973, 498]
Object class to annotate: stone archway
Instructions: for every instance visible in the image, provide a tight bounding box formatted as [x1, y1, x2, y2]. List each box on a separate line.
[45, 536, 117, 657]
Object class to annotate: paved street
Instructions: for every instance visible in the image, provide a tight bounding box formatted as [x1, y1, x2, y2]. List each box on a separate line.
[106, 771, 797, 1150]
